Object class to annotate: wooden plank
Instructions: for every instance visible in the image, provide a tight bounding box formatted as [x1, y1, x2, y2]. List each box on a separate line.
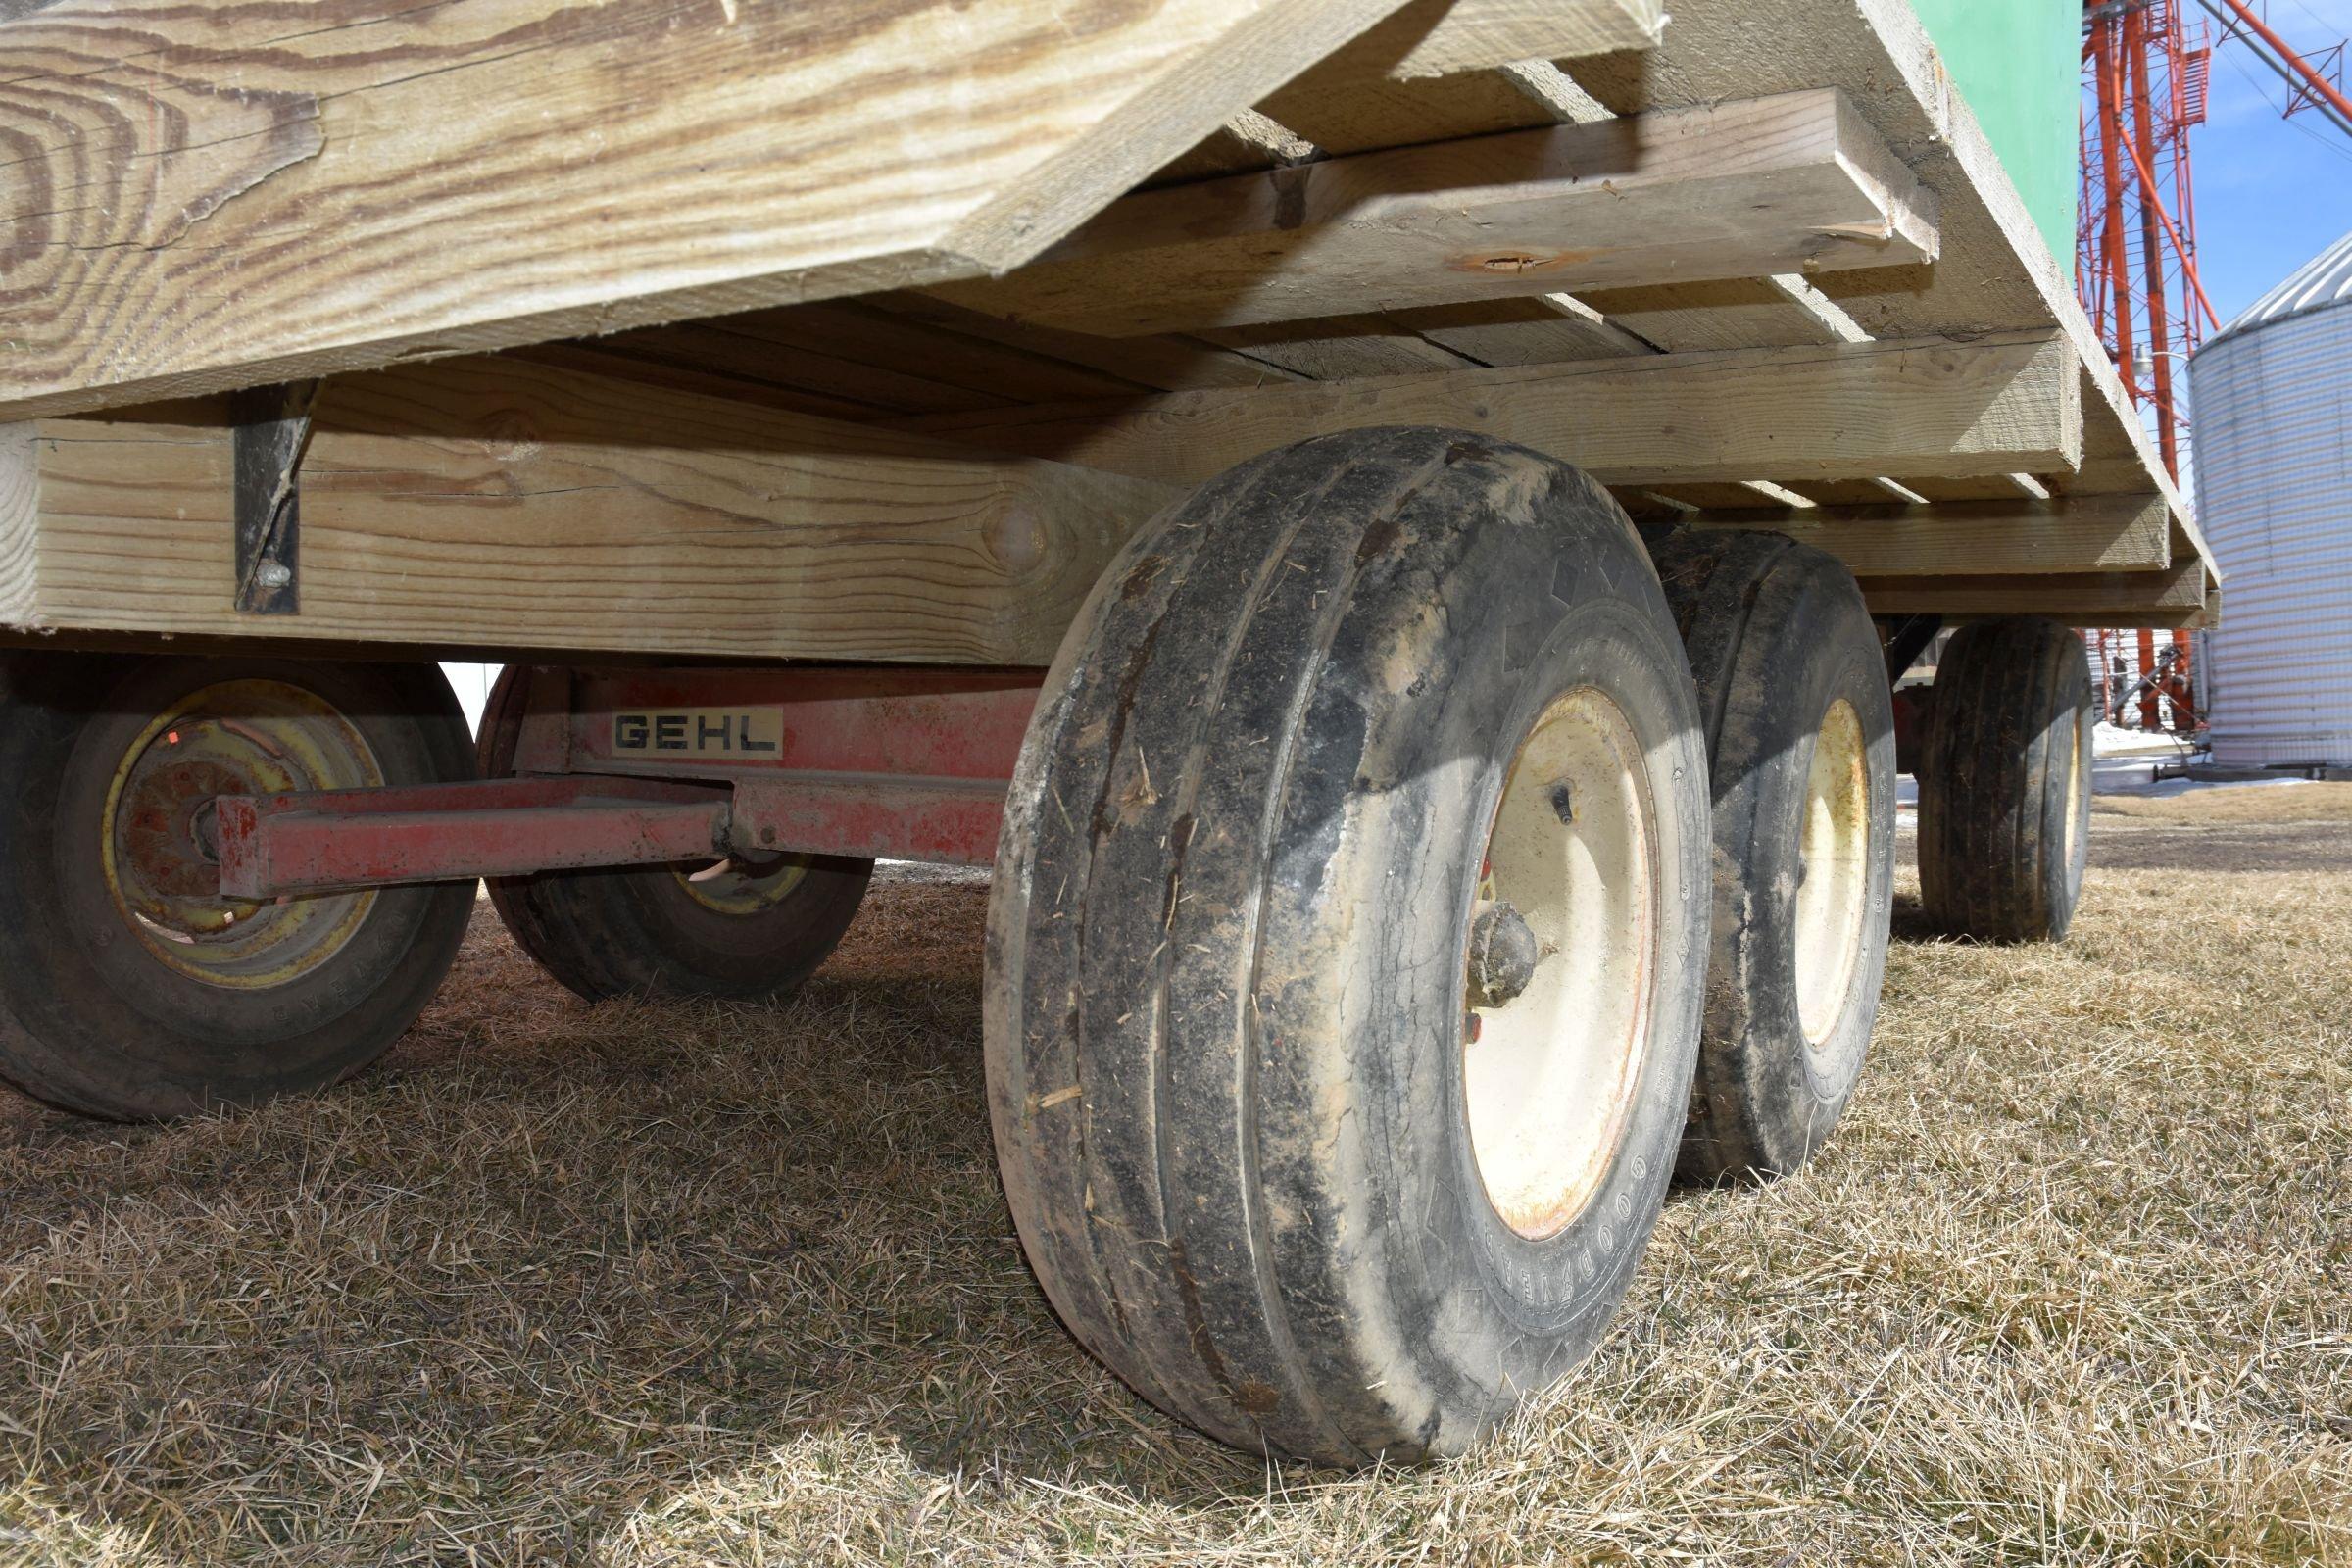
[1256, 1, 1658, 153]
[1150, 111, 1324, 187]
[0, 0, 1422, 420]
[1261, 63, 1556, 154]
[1200, 318, 1481, 378]
[575, 323, 1013, 418]
[1781, 479, 1923, 506]
[1691, 495, 2172, 577]
[930, 90, 1937, 336]
[891, 330, 2082, 489]
[1575, 279, 1845, 354]
[867, 297, 1302, 394]
[2, 359, 1181, 665]
[1287, 0, 1660, 83]
[1397, 296, 1655, 365]
[712, 303, 1156, 405]
[1568, 0, 2204, 564]
[1857, 561, 2209, 622]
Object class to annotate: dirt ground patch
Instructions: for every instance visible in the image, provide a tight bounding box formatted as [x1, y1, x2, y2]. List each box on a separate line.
[3, 824, 2347, 1565]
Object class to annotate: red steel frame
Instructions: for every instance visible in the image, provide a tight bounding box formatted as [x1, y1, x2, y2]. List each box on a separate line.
[215, 666, 1046, 899]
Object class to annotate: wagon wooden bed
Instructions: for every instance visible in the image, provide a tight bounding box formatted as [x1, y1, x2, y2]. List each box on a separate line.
[0, 0, 2202, 1467]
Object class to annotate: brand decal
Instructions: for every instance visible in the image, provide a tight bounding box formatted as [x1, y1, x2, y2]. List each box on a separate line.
[611, 708, 783, 760]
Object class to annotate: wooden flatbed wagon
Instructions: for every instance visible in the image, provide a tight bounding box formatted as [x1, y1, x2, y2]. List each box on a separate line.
[0, 0, 2206, 1466]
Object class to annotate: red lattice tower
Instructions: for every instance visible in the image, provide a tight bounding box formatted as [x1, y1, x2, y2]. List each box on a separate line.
[2080, 0, 2213, 482]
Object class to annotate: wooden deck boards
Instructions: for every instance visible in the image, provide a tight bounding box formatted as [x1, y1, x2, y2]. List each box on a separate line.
[0, 0, 2205, 642]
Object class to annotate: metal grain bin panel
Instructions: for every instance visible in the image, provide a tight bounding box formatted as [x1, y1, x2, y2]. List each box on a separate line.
[2187, 231, 2352, 767]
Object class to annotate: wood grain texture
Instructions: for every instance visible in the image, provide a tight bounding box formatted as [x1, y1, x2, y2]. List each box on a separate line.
[1294, 0, 1660, 82]
[891, 330, 2082, 488]
[930, 90, 1937, 335]
[1692, 495, 2171, 577]
[0, 0, 1419, 420]
[866, 296, 1302, 394]
[4, 359, 1180, 664]
[0, 425, 36, 625]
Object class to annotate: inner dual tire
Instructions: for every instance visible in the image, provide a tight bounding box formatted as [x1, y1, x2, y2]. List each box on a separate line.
[476, 665, 870, 1002]
[0, 655, 475, 1120]
[1648, 530, 1896, 1184]
[986, 428, 1712, 1465]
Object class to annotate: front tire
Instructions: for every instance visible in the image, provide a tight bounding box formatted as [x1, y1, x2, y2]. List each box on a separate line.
[0, 654, 476, 1119]
[1649, 530, 1895, 1183]
[986, 428, 1710, 1466]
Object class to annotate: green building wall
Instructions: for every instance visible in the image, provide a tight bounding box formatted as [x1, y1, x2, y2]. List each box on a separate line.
[1907, 0, 2082, 277]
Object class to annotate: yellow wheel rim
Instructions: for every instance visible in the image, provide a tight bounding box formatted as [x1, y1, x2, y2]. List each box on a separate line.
[674, 855, 811, 915]
[100, 681, 382, 989]
[1793, 698, 1872, 1048]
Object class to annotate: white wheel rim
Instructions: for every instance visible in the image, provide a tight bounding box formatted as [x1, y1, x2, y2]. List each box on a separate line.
[1793, 697, 1871, 1048]
[1462, 687, 1656, 1241]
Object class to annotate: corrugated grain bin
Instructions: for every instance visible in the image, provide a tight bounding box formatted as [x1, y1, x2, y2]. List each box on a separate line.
[2186, 229, 2352, 768]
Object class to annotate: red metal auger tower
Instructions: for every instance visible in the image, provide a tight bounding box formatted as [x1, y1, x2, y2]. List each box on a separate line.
[2077, 0, 2351, 737]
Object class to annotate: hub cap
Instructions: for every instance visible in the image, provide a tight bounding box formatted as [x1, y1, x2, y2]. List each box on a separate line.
[1463, 688, 1657, 1241]
[1793, 697, 1872, 1047]
[102, 681, 383, 988]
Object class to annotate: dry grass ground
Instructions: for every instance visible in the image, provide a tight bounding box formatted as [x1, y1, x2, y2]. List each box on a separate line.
[3, 818, 2347, 1565]
[2093, 781, 2352, 825]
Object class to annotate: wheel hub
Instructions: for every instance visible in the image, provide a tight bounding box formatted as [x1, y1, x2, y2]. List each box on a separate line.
[674, 852, 811, 914]
[101, 682, 384, 988]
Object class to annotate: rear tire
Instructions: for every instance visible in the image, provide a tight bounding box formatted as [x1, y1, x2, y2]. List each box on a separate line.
[0, 654, 475, 1119]
[986, 427, 1710, 1466]
[1649, 530, 1895, 1183]
[477, 665, 870, 1002]
[1917, 616, 2093, 943]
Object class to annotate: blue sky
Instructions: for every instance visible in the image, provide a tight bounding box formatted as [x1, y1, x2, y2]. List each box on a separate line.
[2176, 0, 2352, 324]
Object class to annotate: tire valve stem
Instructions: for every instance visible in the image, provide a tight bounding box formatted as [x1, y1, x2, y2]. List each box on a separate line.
[1547, 780, 1575, 824]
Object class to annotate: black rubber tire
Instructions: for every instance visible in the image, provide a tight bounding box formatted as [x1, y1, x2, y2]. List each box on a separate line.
[0, 654, 476, 1120]
[986, 427, 1711, 1467]
[1917, 616, 2094, 943]
[1648, 530, 1896, 1183]
[477, 665, 871, 1002]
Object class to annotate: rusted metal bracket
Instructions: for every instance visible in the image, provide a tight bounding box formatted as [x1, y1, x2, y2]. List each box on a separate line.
[230, 379, 321, 614]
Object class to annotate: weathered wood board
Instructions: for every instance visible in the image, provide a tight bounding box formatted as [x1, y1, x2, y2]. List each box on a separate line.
[931, 90, 1937, 334]
[2, 360, 1178, 664]
[0, 0, 2211, 635]
[1689, 495, 2172, 578]
[0, 0, 1667, 422]
[893, 331, 2083, 489]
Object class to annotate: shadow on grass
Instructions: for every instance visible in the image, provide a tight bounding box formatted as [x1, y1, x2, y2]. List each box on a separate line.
[0, 885, 1269, 1561]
